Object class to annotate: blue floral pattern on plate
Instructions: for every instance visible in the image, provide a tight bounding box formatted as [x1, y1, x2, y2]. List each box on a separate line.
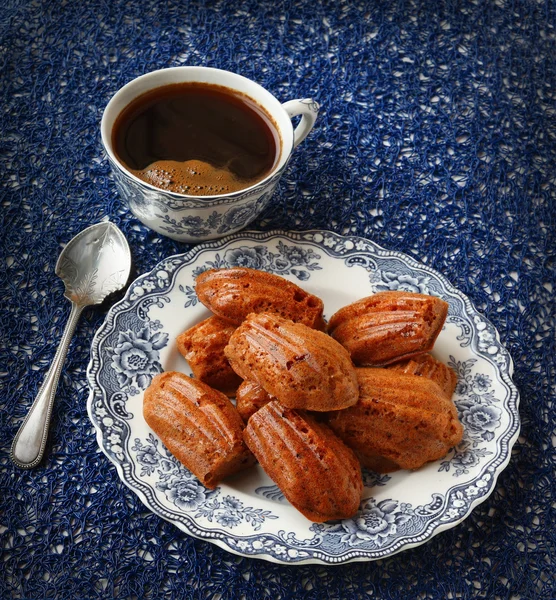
[87, 230, 520, 565]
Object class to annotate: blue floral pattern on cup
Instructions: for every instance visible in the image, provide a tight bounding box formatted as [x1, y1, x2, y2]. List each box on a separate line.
[109, 152, 284, 242]
[154, 190, 275, 239]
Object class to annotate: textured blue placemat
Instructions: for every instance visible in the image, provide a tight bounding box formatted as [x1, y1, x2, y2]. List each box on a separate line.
[1, 0, 554, 598]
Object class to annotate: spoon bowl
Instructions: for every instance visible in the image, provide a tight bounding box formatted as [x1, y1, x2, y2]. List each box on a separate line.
[10, 221, 131, 468]
[56, 221, 131, 306]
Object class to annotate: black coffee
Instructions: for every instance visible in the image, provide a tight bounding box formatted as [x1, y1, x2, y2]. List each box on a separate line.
[112, 82, 280, 196]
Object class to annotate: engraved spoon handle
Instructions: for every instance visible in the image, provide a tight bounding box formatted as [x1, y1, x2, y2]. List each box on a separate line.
[11, 302, 84, 469]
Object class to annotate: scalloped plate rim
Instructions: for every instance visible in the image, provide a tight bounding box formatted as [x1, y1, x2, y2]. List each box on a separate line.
[86, 228, 520, 565]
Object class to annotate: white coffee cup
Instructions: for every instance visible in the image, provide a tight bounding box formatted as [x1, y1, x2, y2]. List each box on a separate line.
[101, 67, 318, 242]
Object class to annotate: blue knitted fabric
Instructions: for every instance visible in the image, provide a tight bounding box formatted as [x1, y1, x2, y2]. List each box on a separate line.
[1, 0, 554, 598]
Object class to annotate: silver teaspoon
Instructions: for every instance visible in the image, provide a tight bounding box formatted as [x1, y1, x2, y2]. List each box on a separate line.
[10, 221, 131, 469]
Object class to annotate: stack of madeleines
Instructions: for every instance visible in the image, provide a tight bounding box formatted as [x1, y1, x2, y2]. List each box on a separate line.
[143, 267, 464, 523]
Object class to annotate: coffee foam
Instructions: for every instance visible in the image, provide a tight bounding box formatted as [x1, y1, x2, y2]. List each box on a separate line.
[131, 159, 266, 196]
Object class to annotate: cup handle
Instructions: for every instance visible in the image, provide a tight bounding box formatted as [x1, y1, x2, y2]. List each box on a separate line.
[282, 99, 319, 149]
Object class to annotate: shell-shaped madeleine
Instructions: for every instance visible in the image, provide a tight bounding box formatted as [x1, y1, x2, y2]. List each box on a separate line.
[387, 353, 457, 399]
[327, 368, 463, 472]
[244, 401, 363, 522]
[195, 267, 325, 330]
[235, 380, 273, 423]
[176, 315, 242, 396]
[143, 372, 255, 489]
[225, 312, 359, 411]
[328, 291, 449, 366]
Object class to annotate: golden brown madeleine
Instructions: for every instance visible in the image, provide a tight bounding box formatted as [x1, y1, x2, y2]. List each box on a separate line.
[387, 353, 457, 399]
[143, 372, 255, 489]
[244, 401, 363, 522]
[195, 267, 326, 330]
[235, 380, 273, 423]
[176, 315, 242, 396]
[225, 312, 359, 411]
[327, 368, 463, 472]
[328, 291, 449, 366]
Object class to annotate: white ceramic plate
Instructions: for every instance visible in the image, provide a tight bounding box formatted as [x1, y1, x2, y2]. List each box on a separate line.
[86, 230, 520, 565]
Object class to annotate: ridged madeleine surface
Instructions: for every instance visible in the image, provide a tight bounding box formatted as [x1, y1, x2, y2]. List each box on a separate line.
[235, 380, 273, 423]
[387, 353, 457, 399]
[327, 368, 463, 472]
[225, 312, 359, 411]
[244, 401, 363, 522]
[328, 291, 449, 366]
[195, 267, 325, 329]
[176, 316, 242, 396]
[143, 372, 255, 489]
